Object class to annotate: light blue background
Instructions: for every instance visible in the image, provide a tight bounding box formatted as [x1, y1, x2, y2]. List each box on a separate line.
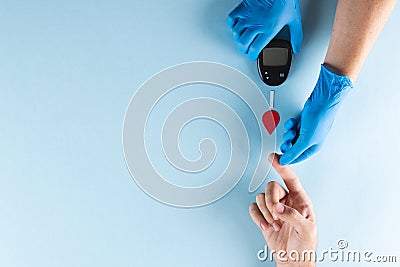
[1, 0, 400, 266]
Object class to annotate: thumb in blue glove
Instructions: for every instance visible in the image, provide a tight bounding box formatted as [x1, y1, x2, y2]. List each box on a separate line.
[280, 64, 353, 165]
[227, 0, 303, 61]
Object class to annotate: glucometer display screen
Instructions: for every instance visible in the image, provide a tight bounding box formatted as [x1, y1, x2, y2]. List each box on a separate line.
[262, 48, 288, 66]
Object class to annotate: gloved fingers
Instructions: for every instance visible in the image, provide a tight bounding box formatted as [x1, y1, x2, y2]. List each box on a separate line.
[280, 141, 292, 154]
[282, 129, 297, 143]
[284, 118, 297, 130]
[232, 19, 249, 42]
[227, 2, 246, 29]
[297, 119, 302, 132]
[290, 145, 320, 164]
[237, 27, 261, 54]
[248, 32, 274, 61]
[288, 20, 303, 54]
[279, 135, 310, 165]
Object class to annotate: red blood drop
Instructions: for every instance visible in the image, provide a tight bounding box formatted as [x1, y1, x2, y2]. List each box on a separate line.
[262, 110, 280, 135]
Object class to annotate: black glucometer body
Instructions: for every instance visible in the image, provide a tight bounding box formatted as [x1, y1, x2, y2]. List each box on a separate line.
[257, 26, 293, 86]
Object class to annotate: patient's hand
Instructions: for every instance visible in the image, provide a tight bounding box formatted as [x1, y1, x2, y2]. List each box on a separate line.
[249, 153, 317, 267]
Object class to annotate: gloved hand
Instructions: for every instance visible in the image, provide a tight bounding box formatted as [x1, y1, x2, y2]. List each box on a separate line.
[227, 0, 303, 61]
[280, 64, 353, 165]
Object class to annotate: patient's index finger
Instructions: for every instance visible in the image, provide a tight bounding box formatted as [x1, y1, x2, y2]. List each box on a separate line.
[269, 153, 304, 194]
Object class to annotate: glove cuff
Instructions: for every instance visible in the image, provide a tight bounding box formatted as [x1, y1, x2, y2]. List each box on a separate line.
[321, 63, 353, 91]
[309, 64, 353, 109]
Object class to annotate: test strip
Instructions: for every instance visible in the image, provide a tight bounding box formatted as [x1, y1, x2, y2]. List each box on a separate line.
[269, 90, 275, 109]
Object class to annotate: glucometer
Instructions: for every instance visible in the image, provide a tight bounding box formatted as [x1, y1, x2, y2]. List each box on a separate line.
[257, 27, 293, 86]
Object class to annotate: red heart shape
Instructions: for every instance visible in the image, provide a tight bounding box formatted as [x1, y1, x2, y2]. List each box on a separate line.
[262, 110, 280, 135]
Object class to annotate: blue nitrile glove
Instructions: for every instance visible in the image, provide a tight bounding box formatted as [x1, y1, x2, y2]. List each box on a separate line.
[280, 64, 353, 165]
[227, 0, 303, 61]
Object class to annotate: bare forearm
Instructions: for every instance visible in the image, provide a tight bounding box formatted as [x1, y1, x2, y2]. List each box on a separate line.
[324, 0, 397, 82]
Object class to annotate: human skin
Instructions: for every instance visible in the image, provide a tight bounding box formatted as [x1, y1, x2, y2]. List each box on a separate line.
[279, 0, 398, 165]
[249, 153, 317, 267]
[324, 0, 397, 82]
